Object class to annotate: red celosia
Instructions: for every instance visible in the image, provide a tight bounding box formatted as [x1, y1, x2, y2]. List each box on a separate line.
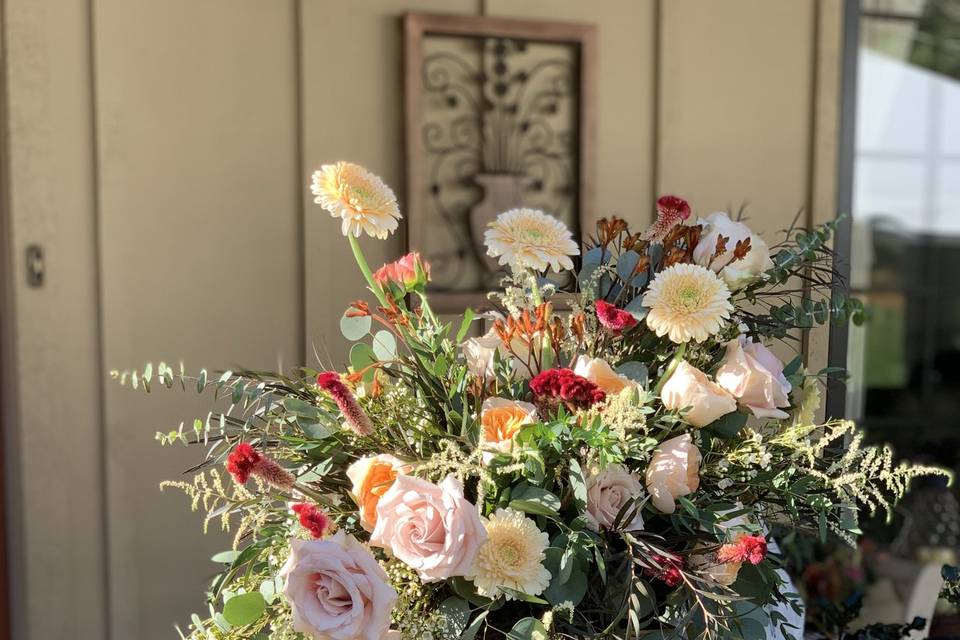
[225, 442, 295, 490]
[530, 368, 606, 411]
[291, 502, 333, 539]
[316, 371, 374, 436]
[641, 195, 692, 244]
[717, 534, 768, 565]
[594, 299, 638, 334]
[644, 553, 684, 587]
[226, 442, 260, 484]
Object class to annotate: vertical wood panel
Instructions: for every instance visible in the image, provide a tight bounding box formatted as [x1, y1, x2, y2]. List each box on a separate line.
[658, 0, 815, 235]
[299, 0, 476, 366]
[93, 2, 301, 637]
[1, 1, 107, 638]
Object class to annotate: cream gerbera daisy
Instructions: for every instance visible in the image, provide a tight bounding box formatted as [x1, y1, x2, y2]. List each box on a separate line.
[642, 263, 732, 343]
[467, 508, 551, 598]
[484, 208, 579, 272]
[311, 162, 401, 239]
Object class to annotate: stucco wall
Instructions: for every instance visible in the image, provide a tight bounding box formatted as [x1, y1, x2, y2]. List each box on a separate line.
[0, 1, 844, 638]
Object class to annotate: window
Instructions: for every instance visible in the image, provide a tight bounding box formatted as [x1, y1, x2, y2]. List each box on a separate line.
[849, 0, 960, 469]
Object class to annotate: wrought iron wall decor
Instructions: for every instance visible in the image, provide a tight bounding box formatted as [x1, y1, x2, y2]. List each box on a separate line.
[404, 13, 596, 311]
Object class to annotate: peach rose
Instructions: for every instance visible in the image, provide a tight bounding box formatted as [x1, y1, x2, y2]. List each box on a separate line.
[479, 397, 537, 463]
[689, 547, 741, 587]
[645, 434, 701, 514]
[346, 454, 408, 531]
[280, 531, 397, 640]
[584, 464, 645, 532]
[370, 474, 486, 583]
[716, 335, 791, 419]
[691, 211, 774, 290]
[573, 355, 640, 395]
[660, 361, 737, 428]
[461, 325, 539, 380]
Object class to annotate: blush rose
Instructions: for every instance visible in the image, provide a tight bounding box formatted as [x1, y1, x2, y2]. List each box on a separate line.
[660, 361, 737, 428]
[645, 433, 702, 514]
[370, 474, 487, 583]
[715, 335, 791, 419]
[584, 463, 645, 532]
[280, 531, 396, 640]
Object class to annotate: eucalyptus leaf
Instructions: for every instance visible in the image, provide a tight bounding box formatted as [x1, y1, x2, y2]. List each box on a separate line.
[349, 343, 377, 382]
[507, 617, 548, 640]
[371, 330, 397, 361]
[438, 597, 471, 638]
[339, 312, 372, 341]
[222, 592, 266, 626]
[616, 361, 649, 387]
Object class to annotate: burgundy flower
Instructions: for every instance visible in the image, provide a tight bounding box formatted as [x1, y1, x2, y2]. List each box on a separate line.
[530, 368, 606, 411]
[644, 553, 684, 587]
[225, 442, 295, 490]
[717, 534, 768, 565]
[641, 195, 692, 244]
[292, 502, 334, 539]
[317, 371, 374, 436]
[594, 299, 638, 334]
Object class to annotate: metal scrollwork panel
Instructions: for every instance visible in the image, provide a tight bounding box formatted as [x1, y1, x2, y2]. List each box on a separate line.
[408, 17, 587, 301]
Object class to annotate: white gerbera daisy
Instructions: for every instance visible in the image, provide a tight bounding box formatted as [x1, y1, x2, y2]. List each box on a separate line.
[467, 508, 551, 598]
[311, 162, 402, 239]
[642, 263, 732, 343]
[484, 208, 579, 272]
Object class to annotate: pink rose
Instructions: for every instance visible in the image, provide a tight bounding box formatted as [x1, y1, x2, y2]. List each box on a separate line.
[370, 474, 487, 583]
[715, 335, 791, 419]
[280, 531, 396, 640]
[373, 252, 430, 293]
[645, 434, 701, 514]
[660, 361, 737, 428]
[585, 464, 645, 532]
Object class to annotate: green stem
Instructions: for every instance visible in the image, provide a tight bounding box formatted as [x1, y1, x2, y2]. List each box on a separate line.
[348, 234, 388, 307]
[654, 341, 688, 396]
[528, 270, 544, 306]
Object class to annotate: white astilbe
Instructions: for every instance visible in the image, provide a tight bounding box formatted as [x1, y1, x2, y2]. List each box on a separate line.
[781, 420, 951, 522]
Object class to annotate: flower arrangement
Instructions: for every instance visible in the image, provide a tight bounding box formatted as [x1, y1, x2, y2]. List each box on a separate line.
[115, 162, 950, 640]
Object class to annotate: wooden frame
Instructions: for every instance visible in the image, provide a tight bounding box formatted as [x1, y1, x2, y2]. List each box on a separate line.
[403, 12, 597, 312]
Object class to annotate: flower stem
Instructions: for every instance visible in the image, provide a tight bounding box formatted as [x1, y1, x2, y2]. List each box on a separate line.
[528, 271, 544, 306]
[654, 341, 688, 396]
[348, 234, 388, 307]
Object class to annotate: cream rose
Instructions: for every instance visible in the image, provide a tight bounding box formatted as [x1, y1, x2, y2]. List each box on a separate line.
[645, 434, 702, 514]
[660, 361, 737, 428]
[370, 474, 487, 582]
[462, 328, 502, 378]
[692, 211, 773, 290]
[573, 355, 640, 395]
[281, 531, 397, 640]
[346, 454, 408, 531]
[584, 464, 645, 532]
[716, 335, 791, 419]
[461, 326, 537, 379]
[479, 397, 537, 463]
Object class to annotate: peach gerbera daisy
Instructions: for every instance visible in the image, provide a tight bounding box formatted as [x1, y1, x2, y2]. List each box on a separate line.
[642, 263, 732, 343]
[467, 508, 551, 598]
[311, 162, 401, 239]
[484, 208, 579, 272]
